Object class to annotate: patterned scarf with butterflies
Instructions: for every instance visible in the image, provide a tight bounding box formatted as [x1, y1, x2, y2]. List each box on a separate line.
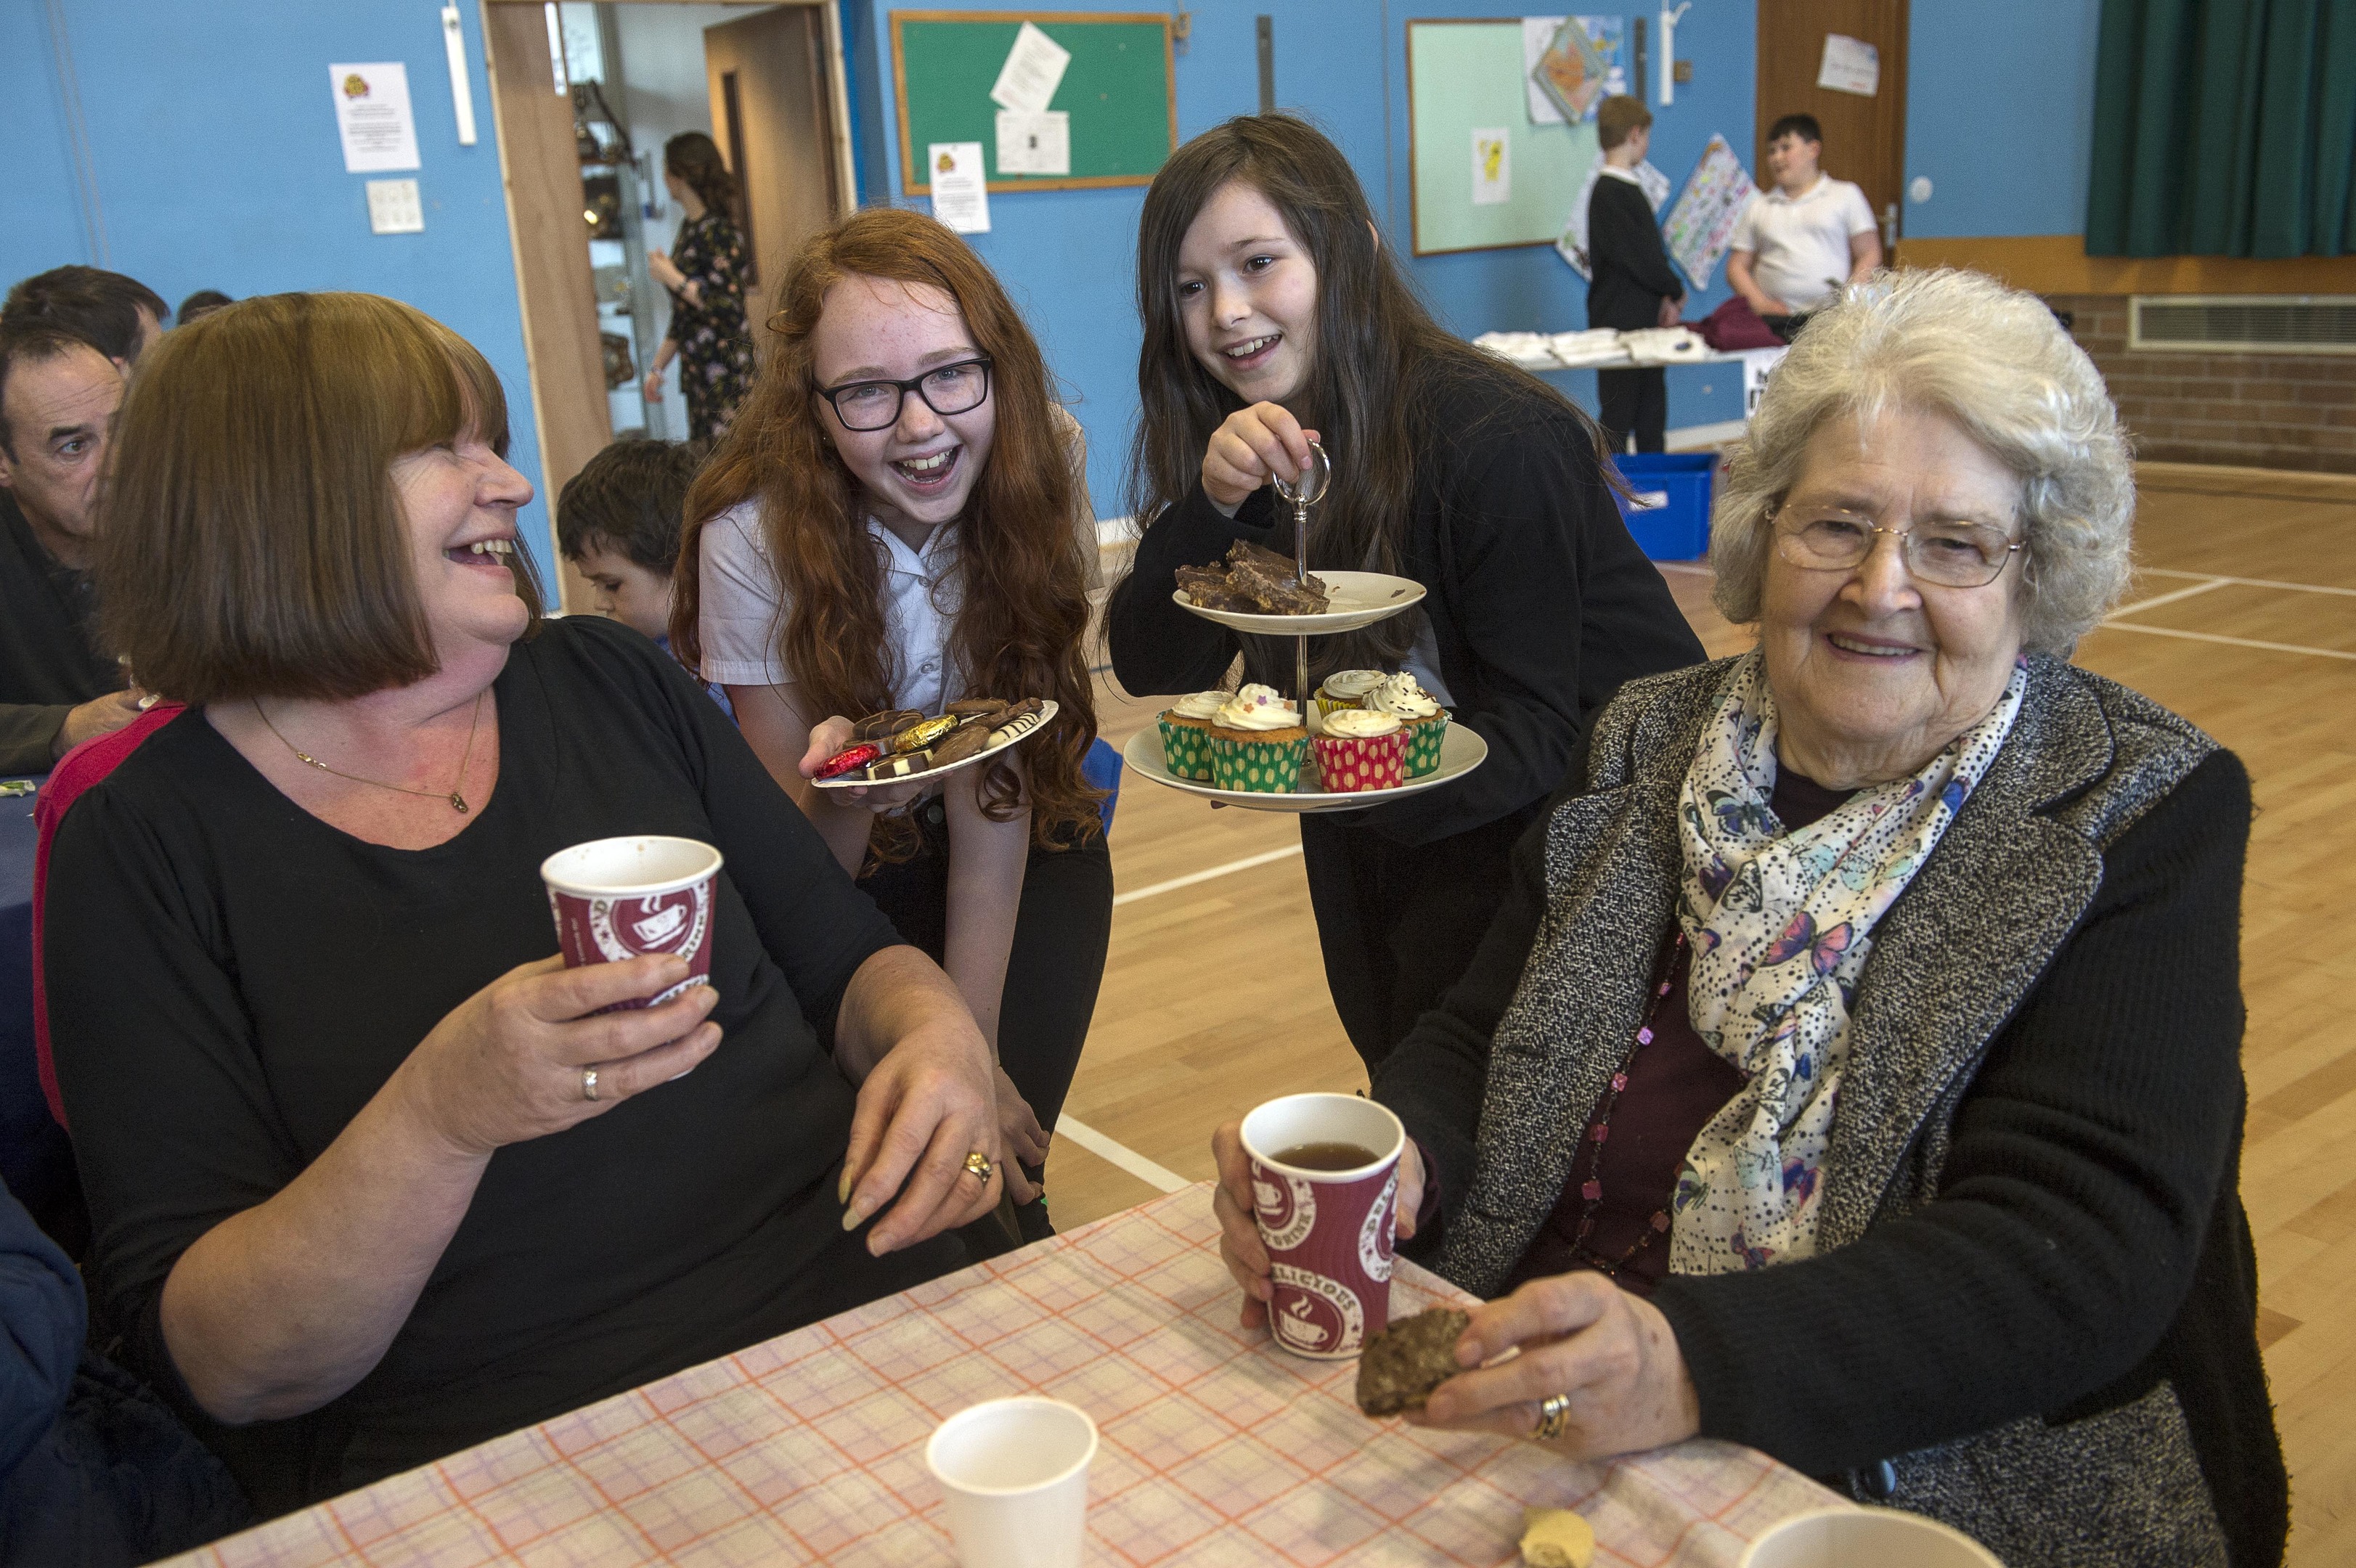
[1667, 650, 2026, 1275]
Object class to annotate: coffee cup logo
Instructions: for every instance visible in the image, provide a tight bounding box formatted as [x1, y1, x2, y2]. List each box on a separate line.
[1270, 1263, 1366, 1356]
[1358, 1168, 1398, 1283]
[1252, 1170, 1316, 1252]
[630, 903, 688, 947]
[590, 884, 709, 964]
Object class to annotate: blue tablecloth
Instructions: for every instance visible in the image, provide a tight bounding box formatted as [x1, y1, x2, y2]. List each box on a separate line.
[0, 778, 76, 1236]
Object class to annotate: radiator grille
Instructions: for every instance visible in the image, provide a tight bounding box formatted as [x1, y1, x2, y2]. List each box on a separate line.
[2129, 296, 2356, 355]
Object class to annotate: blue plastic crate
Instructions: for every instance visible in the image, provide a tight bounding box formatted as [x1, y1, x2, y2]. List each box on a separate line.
[1610, 452, 1716, 561]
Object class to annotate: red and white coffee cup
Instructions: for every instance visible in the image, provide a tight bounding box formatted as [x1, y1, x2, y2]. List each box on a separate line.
[541, 836, 722, 1010]
[1239, 1092, 1405, 1359]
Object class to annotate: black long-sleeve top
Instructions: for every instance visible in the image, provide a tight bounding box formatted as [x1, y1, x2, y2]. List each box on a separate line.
[1105, 368, 1705, 846]
[45, 616, 941, 1507]
[1586, 173, 1684, 332]
[0, 493, 119, 774]
[1374, 732, 2282, 1562]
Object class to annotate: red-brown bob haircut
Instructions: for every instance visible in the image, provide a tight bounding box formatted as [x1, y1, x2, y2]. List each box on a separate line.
[674, 208, 1101, 854]
[98, 292, 544, 705]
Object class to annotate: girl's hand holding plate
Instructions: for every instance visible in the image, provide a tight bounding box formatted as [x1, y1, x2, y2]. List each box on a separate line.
[800, 715, 932, 811]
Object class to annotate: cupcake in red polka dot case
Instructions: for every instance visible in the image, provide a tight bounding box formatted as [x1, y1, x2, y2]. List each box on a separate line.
[1311, 707, 1408, 793]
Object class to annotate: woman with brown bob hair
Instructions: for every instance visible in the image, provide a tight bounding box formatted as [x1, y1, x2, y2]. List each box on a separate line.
[46, 291, 1006, 1509]
[674, 207, 1109, 1241]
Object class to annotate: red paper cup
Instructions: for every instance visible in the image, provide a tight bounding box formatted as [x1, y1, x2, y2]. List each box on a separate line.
[1239, 1092, 1404, 1359]
[541, 836, 722, 1009]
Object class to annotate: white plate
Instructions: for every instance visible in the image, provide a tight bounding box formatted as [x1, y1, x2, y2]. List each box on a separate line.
[1120, 719, 1487, 814]
[1170, 570, 1427, 635]
[812, 701, 1059, 790]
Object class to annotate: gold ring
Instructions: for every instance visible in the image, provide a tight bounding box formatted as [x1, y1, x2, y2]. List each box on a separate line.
[1532, 1392, 1573, 1442]
[582, 1067, 600, 1103]
[963, 1151, 995, 1183]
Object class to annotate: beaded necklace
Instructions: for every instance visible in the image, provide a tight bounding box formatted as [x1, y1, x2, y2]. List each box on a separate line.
[1564, 931, 1686, 1278]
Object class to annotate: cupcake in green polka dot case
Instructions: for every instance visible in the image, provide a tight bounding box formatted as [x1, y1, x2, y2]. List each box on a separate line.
[1364, 672, 1448, 777]
[1156, 690, 1228, 781]
[1312, 707, 1409, 793]
[1206, 683, 1308, 793]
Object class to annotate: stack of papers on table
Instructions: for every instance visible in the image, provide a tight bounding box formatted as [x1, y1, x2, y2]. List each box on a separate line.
[1618, 326, 1709, 364]
[1468, 330, 1560, 369]
[1545, 328, 1628, 367]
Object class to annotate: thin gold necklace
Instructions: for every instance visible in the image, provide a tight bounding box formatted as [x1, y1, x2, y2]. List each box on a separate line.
[254, 690, 487, 814]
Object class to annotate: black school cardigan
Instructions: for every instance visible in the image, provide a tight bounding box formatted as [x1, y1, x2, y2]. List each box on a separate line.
[1374, 656, 2287, 1567]
[1106, 367, 1705, 848]
[1586, 173, 1684, 332]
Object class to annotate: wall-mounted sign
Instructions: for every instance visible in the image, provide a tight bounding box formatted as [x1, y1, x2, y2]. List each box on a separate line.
[330, 62, 420, 173]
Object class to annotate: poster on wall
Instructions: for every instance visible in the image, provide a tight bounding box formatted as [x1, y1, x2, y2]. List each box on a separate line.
[1817, 34, 1880, 97]
[328, 62, 420, 173]
[926, 142, 991, 233]
[1472, 128, 1512, 205]
[1528, 16, 1626, 125]
[1662, 134, 1756, 290]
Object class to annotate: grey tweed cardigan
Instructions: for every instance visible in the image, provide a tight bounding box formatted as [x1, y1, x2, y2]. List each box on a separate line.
[1374, 653, 2287, 1567]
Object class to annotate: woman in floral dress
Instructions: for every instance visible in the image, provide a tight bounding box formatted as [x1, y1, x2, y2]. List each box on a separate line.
[645, 131, 758, 441]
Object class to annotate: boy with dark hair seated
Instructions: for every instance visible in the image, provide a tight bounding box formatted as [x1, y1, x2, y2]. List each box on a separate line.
[555, 438, 733, 715]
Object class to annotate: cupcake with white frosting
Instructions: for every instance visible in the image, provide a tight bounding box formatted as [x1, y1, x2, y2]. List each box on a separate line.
[1364, 672, 1448, 777]
[1312, 706, 1409, 793]
[1157, 690, 1228, 781]
[1313, 668, 1387, 722]
[1205, 684, 1308, 793]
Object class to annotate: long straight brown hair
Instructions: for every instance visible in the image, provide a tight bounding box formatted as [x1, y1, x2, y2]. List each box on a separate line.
[674, 208, 1101, 852]
[1122, 114, 1621, 677]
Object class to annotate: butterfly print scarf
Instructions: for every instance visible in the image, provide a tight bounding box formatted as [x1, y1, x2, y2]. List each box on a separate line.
[1666, 651, 2025, 1275]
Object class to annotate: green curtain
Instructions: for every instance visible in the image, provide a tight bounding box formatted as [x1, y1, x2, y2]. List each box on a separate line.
[2087, 0, 2356, 258]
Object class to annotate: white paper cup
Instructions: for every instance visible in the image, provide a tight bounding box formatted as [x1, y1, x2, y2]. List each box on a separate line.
[540, 836, 722, 1009]
[926, 1397, 1097, 1568]
[1740, 1508, 2005, 1567]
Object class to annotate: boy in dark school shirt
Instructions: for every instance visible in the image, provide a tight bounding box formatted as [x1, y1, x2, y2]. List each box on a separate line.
[1586, 96, 1686, 454]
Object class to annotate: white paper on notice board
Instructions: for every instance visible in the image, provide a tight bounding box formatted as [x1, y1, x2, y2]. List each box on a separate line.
[329, 62, 421, 173]
[990, 21, 1071, 113]
[1817, 33, 1880, 96]
[926, 142, 991, 233]
[995, 110, 1071, 176]
[1472, 128, 1512, 205]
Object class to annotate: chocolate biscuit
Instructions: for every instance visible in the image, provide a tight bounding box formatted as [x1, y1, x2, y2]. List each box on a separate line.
[1353, 1307, 1470, 1417]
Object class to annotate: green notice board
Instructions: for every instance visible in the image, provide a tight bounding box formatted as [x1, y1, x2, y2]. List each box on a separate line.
[1407, 17, 1598, 255]
[892, 12, 1176, 195]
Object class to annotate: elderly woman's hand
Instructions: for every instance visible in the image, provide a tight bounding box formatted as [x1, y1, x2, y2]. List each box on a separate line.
[1410, 1273, 1700, 1458]
[1210, 1117, 1425, 1331]
[801, 714, 934, 813]
[398, 955, 722, 1156]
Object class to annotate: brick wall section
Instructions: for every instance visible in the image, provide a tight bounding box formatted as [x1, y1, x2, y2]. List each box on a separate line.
[2045, 293, 2356, 475]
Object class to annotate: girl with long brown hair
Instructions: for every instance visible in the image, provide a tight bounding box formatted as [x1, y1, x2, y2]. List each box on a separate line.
[1108, 115, 1704, 1074]
[675, 208, 1109, 1241]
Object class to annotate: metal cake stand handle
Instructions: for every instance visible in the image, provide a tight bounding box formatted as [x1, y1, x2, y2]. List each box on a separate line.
[1271, 440, 1332, 719]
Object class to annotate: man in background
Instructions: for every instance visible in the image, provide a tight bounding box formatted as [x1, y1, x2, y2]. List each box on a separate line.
[0, 327, 139, 774]
[0, 266, 168, 369]
[1586, 96, 1686, 454]
[1724, 113, 1882, 319]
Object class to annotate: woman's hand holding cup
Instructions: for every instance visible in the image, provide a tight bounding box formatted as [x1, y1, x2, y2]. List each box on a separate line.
[1210, 1116, 1424, 1332]
[1201, 404, 1321, 515]
[398, 955, 722, 1157]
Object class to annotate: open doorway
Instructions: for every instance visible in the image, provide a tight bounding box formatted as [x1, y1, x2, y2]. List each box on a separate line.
[480, 0, 854, 608]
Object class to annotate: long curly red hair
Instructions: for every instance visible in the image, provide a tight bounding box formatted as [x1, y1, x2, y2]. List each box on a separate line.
[674, 208, 1101, 854]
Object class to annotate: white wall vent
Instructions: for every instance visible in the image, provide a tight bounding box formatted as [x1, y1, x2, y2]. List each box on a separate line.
[2129, 295, 2356, 355]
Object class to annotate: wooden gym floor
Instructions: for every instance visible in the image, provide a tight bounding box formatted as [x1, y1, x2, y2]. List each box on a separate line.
[1043, 461, 2356, 1561]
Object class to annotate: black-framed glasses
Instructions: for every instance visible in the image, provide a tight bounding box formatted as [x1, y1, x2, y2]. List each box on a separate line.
[814, 357, 993, 432]
[1772, 509, 2026, 589]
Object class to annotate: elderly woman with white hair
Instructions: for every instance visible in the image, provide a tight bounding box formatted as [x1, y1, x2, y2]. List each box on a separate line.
[1209, 269, 2286, 1564]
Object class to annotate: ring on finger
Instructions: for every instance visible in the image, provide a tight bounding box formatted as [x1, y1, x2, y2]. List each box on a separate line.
[1531, 1392, 1573, 1442]
[963, 1151, 995, 1183]
[582, 1066, 600, 1103]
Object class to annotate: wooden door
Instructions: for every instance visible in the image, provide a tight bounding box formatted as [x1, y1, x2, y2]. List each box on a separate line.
[481, 0, 609, 611]
[1754, 0, 1908, 249]
[704, 6, 846, 328]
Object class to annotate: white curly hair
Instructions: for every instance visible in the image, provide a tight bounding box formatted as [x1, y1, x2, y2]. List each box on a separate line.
[1709, 268, 2135, 655]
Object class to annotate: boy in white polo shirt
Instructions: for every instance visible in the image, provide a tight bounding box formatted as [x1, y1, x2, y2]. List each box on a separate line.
[1725, 114, 1882, 318]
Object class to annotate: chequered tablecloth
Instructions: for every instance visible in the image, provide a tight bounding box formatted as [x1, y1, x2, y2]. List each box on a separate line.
[172, 1185, 1844, 1567]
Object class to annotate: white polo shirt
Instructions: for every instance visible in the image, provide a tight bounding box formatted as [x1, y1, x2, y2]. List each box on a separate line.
[1728, 175, 1877, 311]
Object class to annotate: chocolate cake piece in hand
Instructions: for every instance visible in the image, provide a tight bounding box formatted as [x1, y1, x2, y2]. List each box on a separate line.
[1354, 1307, 1471, 1417]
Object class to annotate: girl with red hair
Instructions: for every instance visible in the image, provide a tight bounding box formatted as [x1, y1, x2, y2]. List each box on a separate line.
[675, 209, 1109, 1242]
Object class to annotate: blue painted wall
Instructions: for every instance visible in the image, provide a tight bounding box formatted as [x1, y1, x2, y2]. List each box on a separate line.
[857, 0, 1758, 517]
[1904, 0, 2100, 240]
[0, 3, 556, 584]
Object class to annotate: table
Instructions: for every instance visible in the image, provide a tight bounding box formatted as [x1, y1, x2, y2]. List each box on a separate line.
[170, 1187, 1844, 1567]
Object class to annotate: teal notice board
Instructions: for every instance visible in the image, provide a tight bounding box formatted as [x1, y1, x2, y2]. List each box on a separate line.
[892, 12, 1177, 195]
[1407, 17, 1599, 255]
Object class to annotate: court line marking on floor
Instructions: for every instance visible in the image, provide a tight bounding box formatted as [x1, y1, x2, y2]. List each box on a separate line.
[2137, 568, 2356, 599]
[2092, 621, 2356, 661]
[1112, 844, 1303, 907]
[2110, 579, 2233, 618]
[1056, 1115, 1190, 1193]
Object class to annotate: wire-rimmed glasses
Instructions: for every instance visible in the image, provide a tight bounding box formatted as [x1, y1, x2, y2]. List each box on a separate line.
[815, 357, 993, 432]
[1772, 508, 2026, 589]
